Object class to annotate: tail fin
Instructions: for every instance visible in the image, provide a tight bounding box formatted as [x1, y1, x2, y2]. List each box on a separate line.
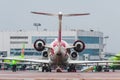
[58, 15, 62, 43]
[11, 43, 25, 65]
[4, 44, 25, 65]
[31, 11, 90, 43]
[20, 43, 25, 59]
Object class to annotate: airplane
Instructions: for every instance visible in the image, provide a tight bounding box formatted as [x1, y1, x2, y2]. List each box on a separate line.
[108, 52, 120, 70]
[88, 52, 120, 72]
[109, 52, 120, 61]
[1, 12, 120, 72]
[31, 11, 89, 72]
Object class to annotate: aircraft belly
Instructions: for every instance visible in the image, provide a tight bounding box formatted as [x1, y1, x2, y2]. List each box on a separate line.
[50, 54, 68, 65]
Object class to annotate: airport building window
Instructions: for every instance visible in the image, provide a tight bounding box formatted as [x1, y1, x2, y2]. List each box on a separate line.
[10, 36, 28, 39]
[0, 51, 7, 57]
[14, 52, 21, 56]
[32, 36, 75, 44]
[99, 37, 103, 44]
[46, 39, 54, 43]
[10, 48, 41, 56]
[79, 49, 99, 55]
[10, 41, 28, 44]
[78, 36, 99, 44]
[62, 39, 75, 43]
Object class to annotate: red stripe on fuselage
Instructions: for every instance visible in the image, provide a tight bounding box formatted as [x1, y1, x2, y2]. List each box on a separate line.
[50, 40, 66, 57]
[52, 40, 66, 48]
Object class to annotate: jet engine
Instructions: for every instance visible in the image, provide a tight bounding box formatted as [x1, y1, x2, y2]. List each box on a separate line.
[70, 51, 78, 60]
[34, 39, 45, 51]
[42, 51, 48, 58]
[73, 40, 85, 52]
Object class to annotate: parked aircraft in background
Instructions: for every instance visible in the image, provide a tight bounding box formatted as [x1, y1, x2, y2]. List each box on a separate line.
[109, 52, 120, 69]
[1, 44, 25, 71]
[1, 12, 120, 72]
[109, 53, 120, 61]
[90, 52, 120, 72]
[3, 43, 25, 65]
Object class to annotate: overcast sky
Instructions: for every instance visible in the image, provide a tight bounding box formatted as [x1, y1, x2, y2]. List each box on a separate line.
[0, 0, 120, 53]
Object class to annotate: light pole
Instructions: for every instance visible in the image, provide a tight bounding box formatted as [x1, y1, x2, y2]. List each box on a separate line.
[33, 23, 41, 31]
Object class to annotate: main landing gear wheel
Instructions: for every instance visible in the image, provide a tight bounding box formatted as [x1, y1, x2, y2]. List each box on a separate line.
[96, 66, 102, 72]
[42, 64, 51, 72]
[67, 64, 76, 72]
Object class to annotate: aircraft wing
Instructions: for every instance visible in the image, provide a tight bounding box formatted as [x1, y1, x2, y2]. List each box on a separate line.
[68, 60, 120, 65]
[0, 57, 50, 63]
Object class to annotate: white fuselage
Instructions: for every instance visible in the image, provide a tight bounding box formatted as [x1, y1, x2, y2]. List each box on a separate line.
[49, 39, 69, 66]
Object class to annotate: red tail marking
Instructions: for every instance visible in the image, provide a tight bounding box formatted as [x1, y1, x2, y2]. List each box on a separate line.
[58, 14, 62, 43]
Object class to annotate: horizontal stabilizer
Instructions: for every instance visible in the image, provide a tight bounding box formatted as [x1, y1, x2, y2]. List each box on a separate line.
[63, 13, 90, 16]
[31, 11, 90, 17]
[31, 12, 57, 16]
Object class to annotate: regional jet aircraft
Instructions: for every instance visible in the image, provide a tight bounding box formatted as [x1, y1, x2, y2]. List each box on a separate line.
[1, 12, 120, 72]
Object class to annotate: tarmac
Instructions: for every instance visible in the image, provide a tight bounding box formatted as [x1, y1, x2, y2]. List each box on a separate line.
[0, 70, 120, 80]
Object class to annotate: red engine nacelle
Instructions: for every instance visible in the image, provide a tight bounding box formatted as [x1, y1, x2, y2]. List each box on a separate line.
[73, 40, 85, 52]
[34, 39, 45, 51]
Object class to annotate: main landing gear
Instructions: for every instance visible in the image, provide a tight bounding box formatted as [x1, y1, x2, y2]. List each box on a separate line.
[42, 64, 51, 72]
[67, 64, 76, 72]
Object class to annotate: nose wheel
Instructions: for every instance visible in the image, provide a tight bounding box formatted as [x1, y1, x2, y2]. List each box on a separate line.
[56, 66, 62, 72]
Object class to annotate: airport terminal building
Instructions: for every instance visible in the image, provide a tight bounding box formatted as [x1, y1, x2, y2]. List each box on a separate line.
[0, 29, 104, 60]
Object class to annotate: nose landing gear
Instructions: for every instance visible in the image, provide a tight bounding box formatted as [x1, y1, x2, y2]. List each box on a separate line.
[56, 66, 62, 72]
